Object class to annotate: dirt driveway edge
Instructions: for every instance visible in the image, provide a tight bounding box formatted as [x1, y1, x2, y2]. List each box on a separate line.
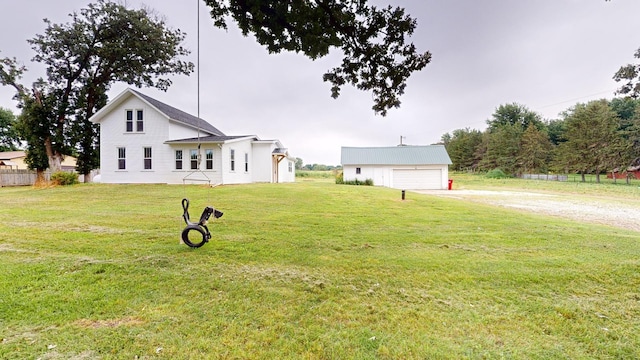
[414, 189, 640, 233]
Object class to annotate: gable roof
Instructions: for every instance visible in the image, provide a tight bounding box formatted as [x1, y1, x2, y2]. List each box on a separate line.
[0, 151, 26, 160]
[341, 145, 452, 165]
[89, 88, 225, 136]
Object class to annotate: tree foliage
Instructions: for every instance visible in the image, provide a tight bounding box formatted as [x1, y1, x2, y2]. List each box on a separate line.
[554, 100, 623, 182]
[202, 0, 431, 115]
[613, 47, 640, 98]
[486, 103, 544, 132]
[478, 123, 523, 175]
[0, 0, 193, 178]
[0, 107, 20, 151]
[517, 125, 553, 173]
[442, 99, 640, 180]
[442, 128, 482, 171]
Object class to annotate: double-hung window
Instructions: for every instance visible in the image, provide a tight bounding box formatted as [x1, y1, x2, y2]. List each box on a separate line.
[125, 111, 133, 132]
[190, 149, 199, 170]
[205, 149, 214, 170]
[117, 147, 126, 170]
[244, 153, 249, 172]
[175, 150, 183, 170]
[143, 147, 152, 170]
[125, 109, 144, 132]
[230, 149, 235, 171]
[136, 110, 144, 132]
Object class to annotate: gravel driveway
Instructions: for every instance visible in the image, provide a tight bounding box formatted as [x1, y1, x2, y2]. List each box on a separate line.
[415, 189, 640, 233]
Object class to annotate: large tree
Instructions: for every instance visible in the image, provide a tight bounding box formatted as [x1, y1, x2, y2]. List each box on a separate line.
[517, 124, 553, 174]
[0, 0, 193, 180]
[486, 103, 544, 132]
[555, 100, 623, 182]
[610, 98, 640, 182]
[203, 0, 431, 116]
[477, 123, 523, 175]
[0, 107, 20, 151]
[442, 128, 483, 171]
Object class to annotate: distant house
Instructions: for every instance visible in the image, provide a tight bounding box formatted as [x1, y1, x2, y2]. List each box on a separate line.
[0, 151, 77, 170]
[341, 145, 452, 190]
[89, 88, 295, 185]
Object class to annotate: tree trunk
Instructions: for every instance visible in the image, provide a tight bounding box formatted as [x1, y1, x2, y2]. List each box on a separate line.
[612, 171, 616, 184]
[595, 172, 600, 183]
[44, 137, 63, 172]
[34, 169, 46, 186]
[581, 172, 586, 182]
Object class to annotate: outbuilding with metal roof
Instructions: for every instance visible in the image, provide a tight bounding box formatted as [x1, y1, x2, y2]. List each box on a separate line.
[341, 145, 452, 190]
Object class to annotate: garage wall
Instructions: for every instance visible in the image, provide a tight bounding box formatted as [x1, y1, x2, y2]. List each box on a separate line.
[343, 164, 449, 189]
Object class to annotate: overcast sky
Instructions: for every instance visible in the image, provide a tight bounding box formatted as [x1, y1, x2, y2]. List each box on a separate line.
[1, 0, 640, 165]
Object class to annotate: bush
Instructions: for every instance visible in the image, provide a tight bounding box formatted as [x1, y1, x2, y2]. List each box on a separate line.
[51, 171, 79, 185]
[335, 171, 344, 184]
[485, 168, 510, 179]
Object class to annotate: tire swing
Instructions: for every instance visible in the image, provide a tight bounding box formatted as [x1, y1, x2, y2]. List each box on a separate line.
[179, 0, 223, 249]
[181, 198, 223, 248]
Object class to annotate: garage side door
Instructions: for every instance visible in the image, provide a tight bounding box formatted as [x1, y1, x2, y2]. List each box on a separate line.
[392, 169, 442, 190]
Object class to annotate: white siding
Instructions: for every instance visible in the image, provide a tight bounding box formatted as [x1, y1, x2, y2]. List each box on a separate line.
[95, 90, 294, 185]
[277, 158, 296, 183]
[251, 143, 273, 183]
[220, 139, 253, 184]
[98, 96, 218, 184]
[344, 164, 449, 190]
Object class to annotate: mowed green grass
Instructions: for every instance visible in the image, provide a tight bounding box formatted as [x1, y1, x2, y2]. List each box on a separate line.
[1, 178, 639, 359]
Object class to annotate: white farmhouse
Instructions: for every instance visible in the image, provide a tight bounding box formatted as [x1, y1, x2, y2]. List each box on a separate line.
[89, 88, 295, 184]
[341, 145, 452, 190]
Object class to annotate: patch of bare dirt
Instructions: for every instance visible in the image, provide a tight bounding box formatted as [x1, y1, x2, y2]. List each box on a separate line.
[416, 189, 640, 232]
[72, 316, 144, 328]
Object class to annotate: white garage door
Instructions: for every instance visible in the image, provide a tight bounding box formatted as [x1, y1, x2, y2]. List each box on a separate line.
[392, 169, 442, 190]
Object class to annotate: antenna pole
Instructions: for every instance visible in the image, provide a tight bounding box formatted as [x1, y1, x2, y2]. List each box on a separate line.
[196, 0, 201, 169]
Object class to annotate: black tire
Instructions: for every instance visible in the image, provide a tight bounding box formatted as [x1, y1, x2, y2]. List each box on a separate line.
[181, 225, 207, 248]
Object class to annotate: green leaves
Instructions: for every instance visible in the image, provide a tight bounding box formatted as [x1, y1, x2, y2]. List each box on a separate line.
[613, 47, 640, 98]
[202, 0, 431, 115]
[1, 0, 195, 175]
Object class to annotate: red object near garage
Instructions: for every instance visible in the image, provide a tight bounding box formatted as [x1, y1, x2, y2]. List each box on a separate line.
[448, 179, 453, 190]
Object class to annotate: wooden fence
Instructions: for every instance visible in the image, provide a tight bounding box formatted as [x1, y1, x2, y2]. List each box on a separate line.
[0, 169, 51, 187]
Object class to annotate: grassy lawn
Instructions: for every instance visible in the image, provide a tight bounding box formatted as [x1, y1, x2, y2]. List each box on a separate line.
[1, 178, 639, 359]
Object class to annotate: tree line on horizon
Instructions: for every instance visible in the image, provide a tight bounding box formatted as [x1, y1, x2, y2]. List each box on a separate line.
[440, 97, 640, 183]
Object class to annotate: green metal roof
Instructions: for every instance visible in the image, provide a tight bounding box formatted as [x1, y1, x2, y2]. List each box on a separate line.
[341, 145, 452, 165]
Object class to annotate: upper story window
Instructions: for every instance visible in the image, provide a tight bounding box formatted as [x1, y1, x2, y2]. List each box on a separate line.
[126, 111, 133, 132]
[117, 147, 126, 170]
[136, 110, 144, 132]
[205, 149, 214, 170]
[230, 149, 235, 171]
[125, 109, 144, 132]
